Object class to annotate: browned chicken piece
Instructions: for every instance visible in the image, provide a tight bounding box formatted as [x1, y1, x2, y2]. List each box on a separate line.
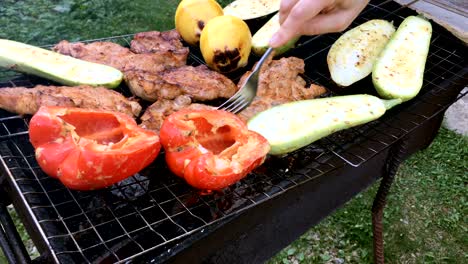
[139, 96, 216, 131]
[53, 31, 193, 102]
[130, 30, 189, 57]
[139, 95, 193, 131]
[124, 65, 238, 102]
[124, 69, 182, 101]
[137, 64, 238, 130]
[0, 85, 142, 117]
[161, 65, 237, 101]
[53, 40, 132, 68]
[237, 56, 327, 122]
[53, 40, 186, 73]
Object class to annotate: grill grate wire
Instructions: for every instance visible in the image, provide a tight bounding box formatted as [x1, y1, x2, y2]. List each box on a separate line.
[0, 0, 466, 262]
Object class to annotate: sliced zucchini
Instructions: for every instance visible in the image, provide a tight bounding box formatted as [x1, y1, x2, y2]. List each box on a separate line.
[0, 39, 123, 88]
[372, 16, 432, 102]
[327, 19, 395, 87]
[252, 13, 298, 56]
[247, 94, 402, 155]
[223, 0, 280, 20]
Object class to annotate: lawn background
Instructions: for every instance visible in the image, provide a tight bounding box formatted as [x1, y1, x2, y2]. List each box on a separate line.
[0, 0, 467, 263]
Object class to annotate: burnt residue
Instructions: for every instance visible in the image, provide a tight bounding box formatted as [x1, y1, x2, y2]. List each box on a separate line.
[197, 20, 205, 31]
[213, 48, 241, 73]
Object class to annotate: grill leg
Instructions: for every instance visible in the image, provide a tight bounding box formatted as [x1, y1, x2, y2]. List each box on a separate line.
[0, 199, 31, 263]
[0, 217, 18, 264]
[371, 139, 407, 264]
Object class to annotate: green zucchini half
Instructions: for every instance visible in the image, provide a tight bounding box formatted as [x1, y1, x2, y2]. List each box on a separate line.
[327, 19, 395, 87]
[223, 0, 280, 20]
[372, 16, 432, 101]
[247, 94, 402, 155]
[252, 13, 298, 56]
[0, 39, 123, 88]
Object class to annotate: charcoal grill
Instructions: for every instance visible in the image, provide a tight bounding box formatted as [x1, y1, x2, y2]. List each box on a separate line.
[0, 0, 467, 263]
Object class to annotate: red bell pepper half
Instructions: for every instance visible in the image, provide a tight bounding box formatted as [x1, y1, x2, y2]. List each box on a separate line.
[29, 106, 161, 191]
[159, 109, 270, 190]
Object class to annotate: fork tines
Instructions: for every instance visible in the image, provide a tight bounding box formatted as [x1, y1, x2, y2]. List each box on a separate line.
[217, 90, 251, 114]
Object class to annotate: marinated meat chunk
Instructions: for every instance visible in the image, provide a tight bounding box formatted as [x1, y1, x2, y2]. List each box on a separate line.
[53, 40, 186, 73]
[139, 95, 193, 131]
[124, 65, 237, 102]
[237, 83, 327, 122]
[53, 41, 132, 69]
[140, 96, 216, 132]
[130, 30, 189, 56]
[161, 65, 237, 101]
[0, 85, 142, 117]
[237, 56, 327, 121]
[124, 70, 183, 102]
[53, 31, 195, 102]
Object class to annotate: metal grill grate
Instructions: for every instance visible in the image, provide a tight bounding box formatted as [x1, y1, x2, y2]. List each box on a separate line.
[0, 0, 466, 263]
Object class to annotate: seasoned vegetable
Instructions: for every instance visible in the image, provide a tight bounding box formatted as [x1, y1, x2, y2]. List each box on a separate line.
[373, 16, 432, 102]
[247, 94, 402, 155]
[0, 39, 123, 88]
[160, 109, 270, 190]
[327, 19, 395, 87]
[223, 0, 280, 20]
[252, 13, 298, 56]
[29, 106, 161, 190]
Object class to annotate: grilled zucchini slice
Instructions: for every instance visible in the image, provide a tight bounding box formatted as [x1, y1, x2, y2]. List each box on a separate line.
[327, 19, 395, 87]
[372, 16, 432, 101]
[247, 94, 402, 155]
[223, 0, 280, 20]
[252, 13, 298, 56]
[0, 39, 123, 88]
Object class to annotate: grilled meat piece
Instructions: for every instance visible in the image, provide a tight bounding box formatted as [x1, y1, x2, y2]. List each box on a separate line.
[237, 56, 327, 121]
[124, 65, 237, 102]
[137, 64, 237, 130]
[124, 70, 182, 101]
[130, 30, 189, 56]
[53, 41, 131, 69]
[140, 95, 192, 131]
[53, 40, 186, 73]
[0, 85, 142, 117]
[53, 31, 193, 102]
[139, 96, 215, 132]
[161, 65, 237, 101]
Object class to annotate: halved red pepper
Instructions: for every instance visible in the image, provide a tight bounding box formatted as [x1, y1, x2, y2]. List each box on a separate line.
[29, 106, 161, 191]
[159, 109, 270, 190]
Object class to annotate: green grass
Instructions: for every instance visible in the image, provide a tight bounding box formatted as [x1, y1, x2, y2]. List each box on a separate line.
[268, 127, 467, 264]
[1, 1, 467, 263]
[0, 0, 234, 45]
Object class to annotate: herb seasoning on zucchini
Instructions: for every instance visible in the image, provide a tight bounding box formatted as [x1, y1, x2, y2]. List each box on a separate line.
[327, 19, 395, 87]
[372, 16, 432, 101]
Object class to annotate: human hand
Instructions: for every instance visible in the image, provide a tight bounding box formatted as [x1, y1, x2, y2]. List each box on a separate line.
[269, 0, 369, 48]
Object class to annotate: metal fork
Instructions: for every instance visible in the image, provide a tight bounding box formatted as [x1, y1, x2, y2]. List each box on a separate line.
[217, 47, 274, 114]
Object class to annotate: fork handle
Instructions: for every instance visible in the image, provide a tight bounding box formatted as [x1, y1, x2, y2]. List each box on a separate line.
[253, 47, 274, 72]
